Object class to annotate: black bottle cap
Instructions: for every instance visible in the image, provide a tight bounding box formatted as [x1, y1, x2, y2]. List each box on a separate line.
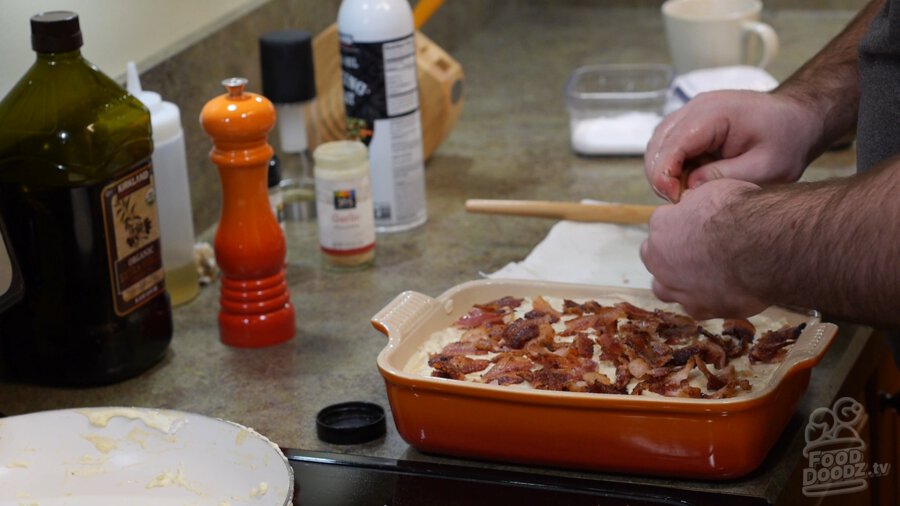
[316, 402, 386, 445]
[259, 30, 316, 104]
[31, 11, 83, 53]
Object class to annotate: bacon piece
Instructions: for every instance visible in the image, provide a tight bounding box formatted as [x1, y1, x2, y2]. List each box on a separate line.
[694, 356, 726, 391]
[706, 375, 752, 399]
[615, 301, 657, 320]
[502, 317, 555, 349]
[584, 372, 628, 394]
[524, 333, 556, 357]
[631, 356, 703, 398]
[657, 313, 699, 345]
[723, 319, 755, 342]
[481, 354, 533, 385]
[614, 363, 632, 391]
[669, 344, 701, 366]
[525, 296, 561, 323]
[701, 327, 745, 360]
[695, 358, 752, 398]
[595, 333, 627, 364]
[531, 369, 572, 390]
[620, 324, 673, 368]
[628, 357, 651, 379]
[699, 339, 728, 369]
[750, 324, 804, 363]
[434, 341, 487, 357]
[628, 316, 660, 336]
[664, 383, 703, 398]
[454, 296, 523, 329]
[532, 354, 597, 376]
[430, 355, 491, 380]
[454, 307, 507, 329]
[475, 296, 523, 312]
[571, 333, 594, 358]
[583, 371, 611, 386]
[581, 300, 605, 314]
[563, 299, 606, 316]
[501, 318, 539, 349]
[665, 356, 696, 386]
[562, 299, 584, 316]
[562, 306, 624, 336]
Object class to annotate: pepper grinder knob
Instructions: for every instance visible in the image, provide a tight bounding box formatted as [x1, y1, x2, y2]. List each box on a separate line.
[200, 77, 295, 347]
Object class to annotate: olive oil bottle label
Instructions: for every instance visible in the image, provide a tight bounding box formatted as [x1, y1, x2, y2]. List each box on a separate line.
[101, 162, 166, 315]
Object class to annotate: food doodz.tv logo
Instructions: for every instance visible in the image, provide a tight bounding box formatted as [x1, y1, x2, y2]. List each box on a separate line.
[802, 397, 892, 497]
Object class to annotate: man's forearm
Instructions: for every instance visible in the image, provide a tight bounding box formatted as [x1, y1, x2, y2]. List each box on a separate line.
[775, 0, 885, 156]
[714, 159, 900, 327]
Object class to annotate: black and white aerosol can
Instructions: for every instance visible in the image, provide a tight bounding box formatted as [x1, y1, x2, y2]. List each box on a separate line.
[338, 0, 427, 232]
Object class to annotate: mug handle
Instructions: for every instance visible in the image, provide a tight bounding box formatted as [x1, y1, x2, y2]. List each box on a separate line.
[741, 20, 779, 68]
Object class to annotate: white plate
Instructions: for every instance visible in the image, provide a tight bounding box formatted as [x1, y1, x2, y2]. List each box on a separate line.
[0, 407, 293, 505]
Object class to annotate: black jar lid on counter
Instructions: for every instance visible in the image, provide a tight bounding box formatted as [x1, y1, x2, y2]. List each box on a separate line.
[316, 401, 386, 445]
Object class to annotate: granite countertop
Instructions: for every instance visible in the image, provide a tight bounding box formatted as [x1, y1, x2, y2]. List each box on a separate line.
[0, 4, 872, 503]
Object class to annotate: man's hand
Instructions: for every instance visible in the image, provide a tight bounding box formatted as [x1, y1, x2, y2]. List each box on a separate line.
[639, 178, 769, 320]
[645, 90, 822, 203]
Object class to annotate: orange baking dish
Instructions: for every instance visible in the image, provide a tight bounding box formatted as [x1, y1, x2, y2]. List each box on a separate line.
[371, 279, 838, 479]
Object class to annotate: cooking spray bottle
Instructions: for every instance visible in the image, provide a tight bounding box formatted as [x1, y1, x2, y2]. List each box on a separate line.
[337, 0, 428, 233]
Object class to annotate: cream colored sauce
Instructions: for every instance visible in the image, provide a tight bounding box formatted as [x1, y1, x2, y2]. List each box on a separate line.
[145, 464, 204, 495]
[80, 408, 184, 435]
[250, 482, 269, 497]
[407, 295, 786, 396]
[83, 434, 118, 454]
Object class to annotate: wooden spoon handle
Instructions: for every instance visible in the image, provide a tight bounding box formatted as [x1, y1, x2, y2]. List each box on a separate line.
[465, 199, 656, 224]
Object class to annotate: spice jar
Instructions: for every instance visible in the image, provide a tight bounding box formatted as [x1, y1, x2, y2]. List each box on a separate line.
[314, 140, 375, 270]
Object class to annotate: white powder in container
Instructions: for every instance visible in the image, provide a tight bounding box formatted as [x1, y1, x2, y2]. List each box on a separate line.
[570, 112, 662, 155]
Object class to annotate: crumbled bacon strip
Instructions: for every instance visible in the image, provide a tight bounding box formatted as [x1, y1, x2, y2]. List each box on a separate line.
[475, 296, 523, 311]
[749, 323, 805, 363]
[429, 355, 491, 380]
[723, 319, 756, 343]
[502, 317, 554, 349]
[526, 296, 561, 323]
[531, 369, 573, 391]
[481, 354, 533, 385]
[434, 341, 487, 357]
[454, 307, 507, 329]
[430, 295, 804, 399]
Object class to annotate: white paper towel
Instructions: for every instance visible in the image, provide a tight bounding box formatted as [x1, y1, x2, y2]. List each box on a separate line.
[484, 203, 653, 289]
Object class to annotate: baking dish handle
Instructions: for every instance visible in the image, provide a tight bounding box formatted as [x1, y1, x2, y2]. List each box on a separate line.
[371, 290, 443, 342]
[785, 322, 839, 371]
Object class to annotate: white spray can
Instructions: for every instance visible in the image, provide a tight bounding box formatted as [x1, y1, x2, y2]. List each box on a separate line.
[338, 0, 427, 232]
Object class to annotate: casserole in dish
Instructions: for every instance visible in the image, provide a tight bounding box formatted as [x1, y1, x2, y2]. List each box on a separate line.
[371, 279, 838, 479]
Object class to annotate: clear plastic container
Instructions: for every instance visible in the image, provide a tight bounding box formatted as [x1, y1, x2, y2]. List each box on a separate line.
[564, 64, 674, 155]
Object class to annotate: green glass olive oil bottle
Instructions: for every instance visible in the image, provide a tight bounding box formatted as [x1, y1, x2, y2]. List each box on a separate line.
[0, 11, 173, 386]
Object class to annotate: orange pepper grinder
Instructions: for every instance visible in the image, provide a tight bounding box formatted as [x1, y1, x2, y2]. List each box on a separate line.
[200, 77, 295, 347]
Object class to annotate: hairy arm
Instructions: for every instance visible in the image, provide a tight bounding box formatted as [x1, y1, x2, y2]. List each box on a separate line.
[775, 0, 884, 158]
[643, 159, 900, 326]
[721, 159, 899, 326]
[645, 0, 886, 203]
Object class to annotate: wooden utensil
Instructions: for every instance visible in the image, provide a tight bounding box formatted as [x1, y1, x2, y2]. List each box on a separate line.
[465, 199, 656, 224]
[311, 0, 463, 159]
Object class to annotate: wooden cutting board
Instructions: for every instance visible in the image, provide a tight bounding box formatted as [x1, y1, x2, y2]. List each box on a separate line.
[311, 24, 464, 160]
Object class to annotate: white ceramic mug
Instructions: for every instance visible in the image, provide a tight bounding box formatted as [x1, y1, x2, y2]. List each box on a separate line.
[662, 0, 779, 74]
